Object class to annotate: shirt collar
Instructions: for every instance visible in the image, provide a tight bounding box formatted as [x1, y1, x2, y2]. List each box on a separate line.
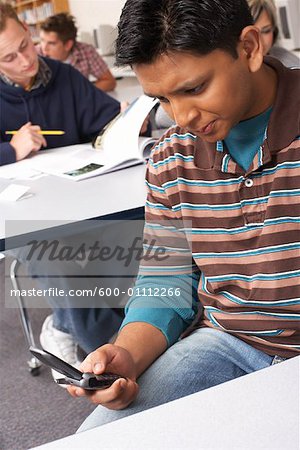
[262, 56, 300, 153]
[193, 56, 300, 171]
[68, 42, 81, 65]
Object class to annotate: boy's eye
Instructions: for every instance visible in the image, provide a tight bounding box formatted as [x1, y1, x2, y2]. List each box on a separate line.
[2, 54, 16, 63]
[20, 40, 28, 50]
[1, 40, 29, 62]
[186, 84, 205, 95]
[260, 26, 274, 35]
[158, 97, 169, 104]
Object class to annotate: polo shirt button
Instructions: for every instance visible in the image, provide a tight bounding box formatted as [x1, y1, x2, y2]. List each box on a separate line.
[245, 178, 253, 188]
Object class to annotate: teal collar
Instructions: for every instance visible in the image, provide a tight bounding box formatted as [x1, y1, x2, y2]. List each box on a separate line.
[216, 106, 272, 171]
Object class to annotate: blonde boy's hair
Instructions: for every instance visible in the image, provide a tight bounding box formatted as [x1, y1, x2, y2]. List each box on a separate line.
[0, 2, 22, 32]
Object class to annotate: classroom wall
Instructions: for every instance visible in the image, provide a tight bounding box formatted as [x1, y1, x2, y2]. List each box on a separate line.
[69, 0, 126, 31]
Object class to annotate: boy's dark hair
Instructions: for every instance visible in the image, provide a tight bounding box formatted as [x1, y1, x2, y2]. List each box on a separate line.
[116, 0, 254, 66]
[40, 13, 77, 43]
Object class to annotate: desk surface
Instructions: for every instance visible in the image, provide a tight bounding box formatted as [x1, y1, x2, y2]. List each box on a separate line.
[110, 77, 143, 103]
[1, 70, 146, 248]
[0, 163, 147, 249]
[1, 76, 146, 248]
[32, 356, 300, 450]
[103, 55, 136, 79]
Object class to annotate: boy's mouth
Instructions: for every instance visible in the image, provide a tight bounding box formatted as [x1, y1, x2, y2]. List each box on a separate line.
[197, 120, 216, 135]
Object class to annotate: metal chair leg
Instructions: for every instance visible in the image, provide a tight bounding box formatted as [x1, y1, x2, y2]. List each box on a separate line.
[10, 258, 41, 375]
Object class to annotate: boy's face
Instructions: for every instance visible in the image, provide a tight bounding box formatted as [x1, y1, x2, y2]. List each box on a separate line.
[40, 31, 73, 61]
[0, 18, 39, 88]
[134, 47, 260, 143]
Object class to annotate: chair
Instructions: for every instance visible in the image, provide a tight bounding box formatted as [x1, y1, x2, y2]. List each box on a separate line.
[10, 258, 41, 375]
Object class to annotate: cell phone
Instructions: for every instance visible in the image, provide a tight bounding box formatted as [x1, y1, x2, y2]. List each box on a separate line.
[29, 346, 123, 390]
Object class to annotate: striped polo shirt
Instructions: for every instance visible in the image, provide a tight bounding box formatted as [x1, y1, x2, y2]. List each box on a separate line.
[122, 56, 300, 358]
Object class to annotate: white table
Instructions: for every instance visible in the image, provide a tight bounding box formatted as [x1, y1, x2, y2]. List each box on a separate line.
[110, 77, 143, 103]
[0, 163, 147, 251]
[31, 356, 300, 449]
[103, 55, 136, 79]
[96, 54, 144, 103]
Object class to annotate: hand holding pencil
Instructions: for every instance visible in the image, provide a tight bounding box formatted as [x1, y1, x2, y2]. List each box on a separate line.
[7, 122, 49, 162]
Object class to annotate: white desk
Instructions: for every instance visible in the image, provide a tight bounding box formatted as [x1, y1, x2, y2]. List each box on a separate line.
[32, 356, 300, 450]
[0, 163, 147, 250]
[103, 55, 136, 79]
[93, 54, 143, 103]
[110, 77, 143, 103]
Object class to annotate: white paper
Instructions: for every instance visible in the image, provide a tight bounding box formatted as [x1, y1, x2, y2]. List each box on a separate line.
[0, 184, 30, 202]
[0, 158, 43, 180]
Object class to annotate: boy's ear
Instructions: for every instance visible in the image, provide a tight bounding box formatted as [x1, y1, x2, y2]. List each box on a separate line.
[239, 26, 264, 73]
[22, 21, 29, 33]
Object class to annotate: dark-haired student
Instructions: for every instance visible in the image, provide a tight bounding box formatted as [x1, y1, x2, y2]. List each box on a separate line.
[37, 13, 116, 92]
[68, 0, 300, 432]
[155, 0, 300, 132]
[0, 3, 128, 371]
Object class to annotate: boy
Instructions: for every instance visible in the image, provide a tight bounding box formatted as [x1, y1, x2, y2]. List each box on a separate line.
[38, 13, 116, 92]
[69, 0, 298, 429]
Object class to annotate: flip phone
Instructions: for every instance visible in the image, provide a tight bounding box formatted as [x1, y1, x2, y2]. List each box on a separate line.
[30, 346, 123, 390]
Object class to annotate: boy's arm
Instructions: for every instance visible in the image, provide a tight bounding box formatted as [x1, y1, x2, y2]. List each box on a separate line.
[0, 142, 16, 166]
[88, 46, 117, 92]
[67, 271, 199, 409]
[94, 69, 117, 92]
[113, 321, 168, 377]
[67, 137, 198, 407]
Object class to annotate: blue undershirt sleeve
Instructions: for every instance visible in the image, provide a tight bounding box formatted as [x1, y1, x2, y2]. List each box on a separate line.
[120, 271, 200, 346]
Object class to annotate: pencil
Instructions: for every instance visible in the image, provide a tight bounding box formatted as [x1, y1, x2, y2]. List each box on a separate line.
[5, 130, 65, 135]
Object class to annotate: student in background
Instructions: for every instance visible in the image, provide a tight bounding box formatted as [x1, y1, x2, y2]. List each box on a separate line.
[0, 7, 119, 166]
[0, 2, 131, 376]
[38, 13, 116, 92]
[67, 0, 300, 432]
[248, 0, 299, 67]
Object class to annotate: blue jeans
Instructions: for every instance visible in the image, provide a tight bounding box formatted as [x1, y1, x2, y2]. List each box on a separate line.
[78, 327, 277, 432]
[52, 307, 123, 353]
[10, 238, 127, 353]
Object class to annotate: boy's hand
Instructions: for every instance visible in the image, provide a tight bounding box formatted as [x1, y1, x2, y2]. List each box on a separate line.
[10, 122, 47, 161]
[67, 344, 139, 410]
[67, 323, 167, 410]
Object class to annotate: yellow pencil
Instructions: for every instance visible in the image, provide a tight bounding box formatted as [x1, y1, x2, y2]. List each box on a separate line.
[5, 130, 65, 135]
